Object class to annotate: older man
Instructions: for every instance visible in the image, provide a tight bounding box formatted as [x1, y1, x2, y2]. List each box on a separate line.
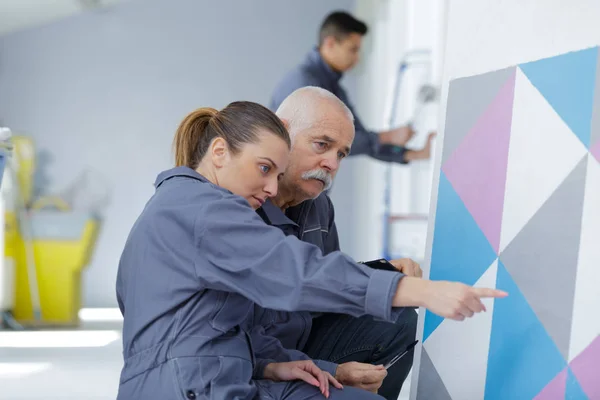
[256, 87, 421, 400]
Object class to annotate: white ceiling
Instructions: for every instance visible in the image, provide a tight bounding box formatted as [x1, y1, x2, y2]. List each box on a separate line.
[0, 0, 124, 36]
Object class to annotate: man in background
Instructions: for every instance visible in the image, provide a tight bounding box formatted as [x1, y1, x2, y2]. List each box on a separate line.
[270, 11, 434, 164]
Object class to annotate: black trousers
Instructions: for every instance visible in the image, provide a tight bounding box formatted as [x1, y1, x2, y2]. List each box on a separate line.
[302, 309, 418, 400]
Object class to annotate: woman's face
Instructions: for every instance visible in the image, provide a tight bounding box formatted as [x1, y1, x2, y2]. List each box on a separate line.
[215, 130, 290, 209]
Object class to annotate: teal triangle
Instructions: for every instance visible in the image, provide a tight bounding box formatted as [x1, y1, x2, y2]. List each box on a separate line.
[566, 368, 589, 399]
[423, 172, 497, 341]
[520, 46, 599, 148]
[484, 262, 567, 400]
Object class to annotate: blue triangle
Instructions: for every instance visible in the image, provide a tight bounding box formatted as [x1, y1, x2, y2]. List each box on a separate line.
[423, 172, 497, 341]
[566, 368, 589, 399]
[422, 310, 443, 342]
[484, 262, 567, 400]
[520, 46, 599, 148]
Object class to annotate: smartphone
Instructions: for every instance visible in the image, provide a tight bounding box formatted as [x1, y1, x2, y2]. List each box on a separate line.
[360, 258, 397, 272]
[384, 340, 419, 370]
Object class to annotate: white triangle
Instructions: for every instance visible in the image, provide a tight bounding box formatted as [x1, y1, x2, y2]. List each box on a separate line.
[499, 68, 588, 252]
[568, 156, 600, 361]
[424, 259, 498, 400]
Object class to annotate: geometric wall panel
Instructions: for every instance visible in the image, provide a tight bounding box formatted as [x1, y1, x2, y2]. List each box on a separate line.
[415, 46, 600, 400]
[591, 48, 600, 148]
[592, 139, 600, 163]
[415, 348, 452, 400]
[499, 68, 587, 253]
[533, 368, 568, 400]
[500, 157, 587, 360]
[485, 262, 566, 400]
[424, 172, 497, 341]
[520, 46, 598, 148]
[565, 368, 589, 400]
[569, 157, 600, 361]
[443, 71, 515, 254]
[570, 335, 600, 399]
[424, 260, 498, 400]
[441, 67, 517, 164]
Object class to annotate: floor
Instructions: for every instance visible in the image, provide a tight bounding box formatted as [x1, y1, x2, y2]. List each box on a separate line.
[0, 320, 123, 400]
[0, 311, 411, 400]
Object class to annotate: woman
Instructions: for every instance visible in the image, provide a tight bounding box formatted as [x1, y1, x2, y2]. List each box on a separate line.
[116, 101, 504, 399]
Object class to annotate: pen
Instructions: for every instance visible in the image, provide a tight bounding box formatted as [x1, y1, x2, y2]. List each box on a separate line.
[384, 340, 419, 370]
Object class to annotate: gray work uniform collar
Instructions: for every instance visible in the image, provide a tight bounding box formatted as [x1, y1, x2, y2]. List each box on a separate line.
[154, 166, 209, 188]
[258, 199, 298, 228]
[307, 47, 343, 83]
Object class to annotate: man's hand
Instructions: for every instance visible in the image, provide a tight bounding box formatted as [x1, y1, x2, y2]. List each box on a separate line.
[389, 258, 422, 278]
[379, 125, 415, 147]
[335, 362, 387, 394]
[404, 132, 436, 161]
[263, 360, 342, 398]
[392, 277, 508, 320]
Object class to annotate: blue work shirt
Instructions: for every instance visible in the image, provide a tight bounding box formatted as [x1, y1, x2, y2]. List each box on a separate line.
[116, 167, 402, 399]
[270, 48, 408, 163]
[254, 195, 405, 376]
[254, 196, 339, 352]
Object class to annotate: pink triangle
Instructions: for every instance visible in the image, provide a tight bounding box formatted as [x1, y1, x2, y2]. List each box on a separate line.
[569, 335, 600, 399]
[534, 368, 567, 400]
[442, 70, 516, 254]
[591, 139, 600, 163]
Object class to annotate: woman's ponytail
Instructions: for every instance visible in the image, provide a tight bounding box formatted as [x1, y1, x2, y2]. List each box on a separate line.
[173, 107, 218, 168]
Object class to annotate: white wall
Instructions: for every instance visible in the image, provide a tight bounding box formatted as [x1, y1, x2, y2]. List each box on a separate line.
[329, 0, 406, 262]
[411, 0, 600, 397]
[331, 0, 446, 263]
[0, 0, 355, 307]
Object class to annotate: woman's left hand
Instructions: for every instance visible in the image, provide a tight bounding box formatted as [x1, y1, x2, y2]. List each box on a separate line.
[263, 360, 343, 398]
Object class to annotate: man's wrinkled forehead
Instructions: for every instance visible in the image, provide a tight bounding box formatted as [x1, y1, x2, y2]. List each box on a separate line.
[285, 99, 354, 149]
[309, 109, 353, 138]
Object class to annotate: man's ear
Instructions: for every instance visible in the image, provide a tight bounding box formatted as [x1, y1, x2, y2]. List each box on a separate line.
[321, 35, 337, 50]
[279, 118, 290, 131]
[210, 137, 229, 168]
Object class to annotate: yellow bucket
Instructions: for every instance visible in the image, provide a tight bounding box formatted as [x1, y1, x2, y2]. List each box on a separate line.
[6, 211, 99, 325]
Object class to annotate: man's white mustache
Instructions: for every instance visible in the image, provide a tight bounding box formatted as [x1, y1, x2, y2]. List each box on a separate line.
[301, 169, 333, 191]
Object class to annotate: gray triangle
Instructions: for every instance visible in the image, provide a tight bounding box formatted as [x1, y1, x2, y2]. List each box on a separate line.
[500, 155, 588, 360]
[416, 348, 452, 400]
[441, 66, 517, 164]
[590, 46, 600, 146]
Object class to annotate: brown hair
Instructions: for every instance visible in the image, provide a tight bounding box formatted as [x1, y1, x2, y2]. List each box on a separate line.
[173, 101, 290, 168]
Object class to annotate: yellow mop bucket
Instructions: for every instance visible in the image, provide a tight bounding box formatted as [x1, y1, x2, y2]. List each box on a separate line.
[8, 208, 99, 325]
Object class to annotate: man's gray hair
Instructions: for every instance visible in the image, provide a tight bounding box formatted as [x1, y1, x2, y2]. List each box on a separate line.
[275, 86, 354, 136]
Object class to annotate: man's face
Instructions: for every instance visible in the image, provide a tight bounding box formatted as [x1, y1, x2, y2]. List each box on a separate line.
[330, 33, 362, 72]
[281, 110, 354, 202]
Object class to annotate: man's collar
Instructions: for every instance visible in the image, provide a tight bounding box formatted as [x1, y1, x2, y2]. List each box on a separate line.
[258, 199, 298, 227]
[154, 166, 208, 188]
[307, 47, 343, 83]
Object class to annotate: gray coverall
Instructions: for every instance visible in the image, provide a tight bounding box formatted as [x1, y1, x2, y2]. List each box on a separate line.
[116, 167, 403, 399]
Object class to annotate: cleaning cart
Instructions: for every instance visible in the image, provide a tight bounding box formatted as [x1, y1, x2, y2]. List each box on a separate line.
[4, 135, 101, 327]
